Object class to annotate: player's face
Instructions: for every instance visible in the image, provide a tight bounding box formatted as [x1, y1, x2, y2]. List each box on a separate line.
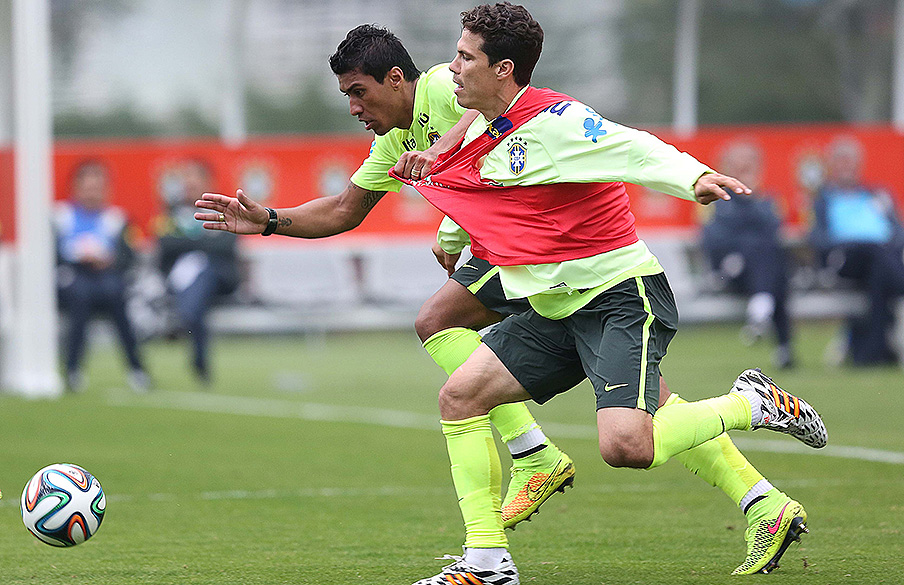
[449, 29, 499, 114]
[337, 68, 406, 136]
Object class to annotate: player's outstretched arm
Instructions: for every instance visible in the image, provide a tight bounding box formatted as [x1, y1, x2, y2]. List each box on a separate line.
[694, 172, 752, 205]
[195, 183, 386, 238]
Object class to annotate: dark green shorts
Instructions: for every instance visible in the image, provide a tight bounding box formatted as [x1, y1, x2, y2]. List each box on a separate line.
[450, 256, 531, 317]
[481, 272, 679, 414]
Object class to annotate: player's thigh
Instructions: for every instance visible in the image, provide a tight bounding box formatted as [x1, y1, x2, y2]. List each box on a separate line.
[441, 343, 533, 419]
[595, 406, 655, 467]
[416, 277, 504, 341]
[451, 256, 531, 317]
[481, 310, 586, 405]
[571, 273, 678, 415]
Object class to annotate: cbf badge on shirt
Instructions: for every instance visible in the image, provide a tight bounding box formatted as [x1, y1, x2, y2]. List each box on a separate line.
[507, 136, 527, 176]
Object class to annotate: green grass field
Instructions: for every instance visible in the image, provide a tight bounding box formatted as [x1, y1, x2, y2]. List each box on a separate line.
[1, 321, 902, 584]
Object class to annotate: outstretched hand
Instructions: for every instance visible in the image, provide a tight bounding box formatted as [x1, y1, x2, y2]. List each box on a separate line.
[694, 172, 752, 205]
[194, 189, 269, 234]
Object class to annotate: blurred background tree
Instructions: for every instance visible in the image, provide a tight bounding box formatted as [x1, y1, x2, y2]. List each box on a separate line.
[41, 0, 899, 138]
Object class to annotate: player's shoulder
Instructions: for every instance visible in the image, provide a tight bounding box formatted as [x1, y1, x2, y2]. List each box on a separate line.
[418, 63, 456, 99]
[534, 97, 606, 125]
[421, 63, 453, 86]
[529, 96, 621, 143]
[370, 127, 407, 155]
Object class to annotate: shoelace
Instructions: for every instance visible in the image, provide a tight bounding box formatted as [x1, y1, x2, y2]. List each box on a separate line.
[435, 553, 465, 564]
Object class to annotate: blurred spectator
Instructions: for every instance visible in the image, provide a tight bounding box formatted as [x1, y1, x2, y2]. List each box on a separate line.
[155, 160, 240, 384]
[810, 136, 904, 366]
[55, 160, 150, 392]
[700, 140, 794, 369]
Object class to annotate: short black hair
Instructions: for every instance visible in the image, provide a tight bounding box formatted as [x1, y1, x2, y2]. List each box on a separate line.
[461, 3, 543, 87]
[329, 24, 420, 83]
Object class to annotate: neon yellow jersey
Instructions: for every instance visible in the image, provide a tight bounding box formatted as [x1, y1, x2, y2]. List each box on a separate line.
[442, 88, 711, 316]
[350, 63, 466, 193]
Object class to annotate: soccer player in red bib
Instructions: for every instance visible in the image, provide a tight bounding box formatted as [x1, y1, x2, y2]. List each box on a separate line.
[388, 5, 827, 584]
[195, 14, 827, 583]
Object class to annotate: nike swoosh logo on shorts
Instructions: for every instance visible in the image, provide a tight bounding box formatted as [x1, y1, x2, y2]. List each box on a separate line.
[604, 383, 628, 392]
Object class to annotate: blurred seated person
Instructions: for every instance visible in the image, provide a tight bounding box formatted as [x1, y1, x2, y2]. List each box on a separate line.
[700, 140, 794, 368]
[155, 159, 240, 383]
[55, 160, 150, 392]
[810, 136, 904, 365]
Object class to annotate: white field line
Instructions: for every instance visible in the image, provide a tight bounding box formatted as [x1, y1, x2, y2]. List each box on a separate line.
[106, 389, 904, 466]
[0, 477, 879, 509]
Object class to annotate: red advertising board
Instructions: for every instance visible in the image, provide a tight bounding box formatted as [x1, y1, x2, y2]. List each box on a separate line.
[1, 124, 903, 245]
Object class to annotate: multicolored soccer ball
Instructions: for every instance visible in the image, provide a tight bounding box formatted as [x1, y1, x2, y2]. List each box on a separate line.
[20, 464, 105, 547]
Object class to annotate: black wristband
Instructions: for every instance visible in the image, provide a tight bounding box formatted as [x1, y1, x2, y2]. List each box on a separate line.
[261, 207, 278, 236]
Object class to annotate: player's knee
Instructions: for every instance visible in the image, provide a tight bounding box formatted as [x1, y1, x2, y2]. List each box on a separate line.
[599, 437, 653, 469]
[438, 378, 485, 421]
[438, 381, 466, 420]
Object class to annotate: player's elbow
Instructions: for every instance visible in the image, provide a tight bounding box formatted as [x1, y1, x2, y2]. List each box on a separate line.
[330, 204, 367, 234]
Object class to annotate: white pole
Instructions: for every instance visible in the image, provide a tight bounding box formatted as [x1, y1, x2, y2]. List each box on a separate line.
[0, 0, 12, 144]
[220, 0, 249, 147]
[894, 0, 904, 133]
[6, 0, 62, 397]
[0, 0, 12, 389]
[673, 0, 699, 137]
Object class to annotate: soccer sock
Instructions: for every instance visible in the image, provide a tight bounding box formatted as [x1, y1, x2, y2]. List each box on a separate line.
[425, 327, 549, 459]
[744, 487, 787, 525]
[648, 392, 752, 469]
[423, 327, 483, 377]
[464, 547, 509, 570]
[441, 415, 508, 549]
[667, 393, 767, 507]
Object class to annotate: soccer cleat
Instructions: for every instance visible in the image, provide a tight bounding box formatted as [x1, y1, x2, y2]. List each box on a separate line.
[502, 450, 575, 529]
[730, 368, 828, 448]
[412, 553, 519, 585]
[732, 499, 809, 575]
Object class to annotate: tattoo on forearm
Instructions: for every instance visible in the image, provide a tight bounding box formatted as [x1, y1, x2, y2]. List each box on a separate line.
[361, 191, 383, 210]
[278, 217, 293, 228]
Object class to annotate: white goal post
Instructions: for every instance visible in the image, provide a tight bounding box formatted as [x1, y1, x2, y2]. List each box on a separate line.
[0, 0, 62, 398]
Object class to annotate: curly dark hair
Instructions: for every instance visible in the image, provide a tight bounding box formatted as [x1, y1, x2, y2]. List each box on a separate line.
[329, 24, 420, 83]
[460, 3, 543, 86]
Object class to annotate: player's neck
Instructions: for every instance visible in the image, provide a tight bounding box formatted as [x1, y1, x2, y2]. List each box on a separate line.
[480, 83, 526, 121]
[399, 77, 418, 129]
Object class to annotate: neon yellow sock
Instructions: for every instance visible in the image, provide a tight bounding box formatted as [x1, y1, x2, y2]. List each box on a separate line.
[425, 327, 540, 442]
[746, 488, 787, 523]
[441, 415, 507, 549]
[649, 392, 752, 469]
[423, 327, 483, 376]
[667, 393, 765, 505]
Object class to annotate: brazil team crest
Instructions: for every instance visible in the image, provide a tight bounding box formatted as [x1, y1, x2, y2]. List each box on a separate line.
[508, 139, 527, 176]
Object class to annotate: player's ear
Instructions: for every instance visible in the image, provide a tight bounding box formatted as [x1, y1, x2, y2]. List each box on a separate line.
[495, 59, 515, 81]
[386, 66, 405, 90]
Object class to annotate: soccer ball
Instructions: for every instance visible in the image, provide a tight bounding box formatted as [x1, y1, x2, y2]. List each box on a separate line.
[20, 464, 106, 547]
